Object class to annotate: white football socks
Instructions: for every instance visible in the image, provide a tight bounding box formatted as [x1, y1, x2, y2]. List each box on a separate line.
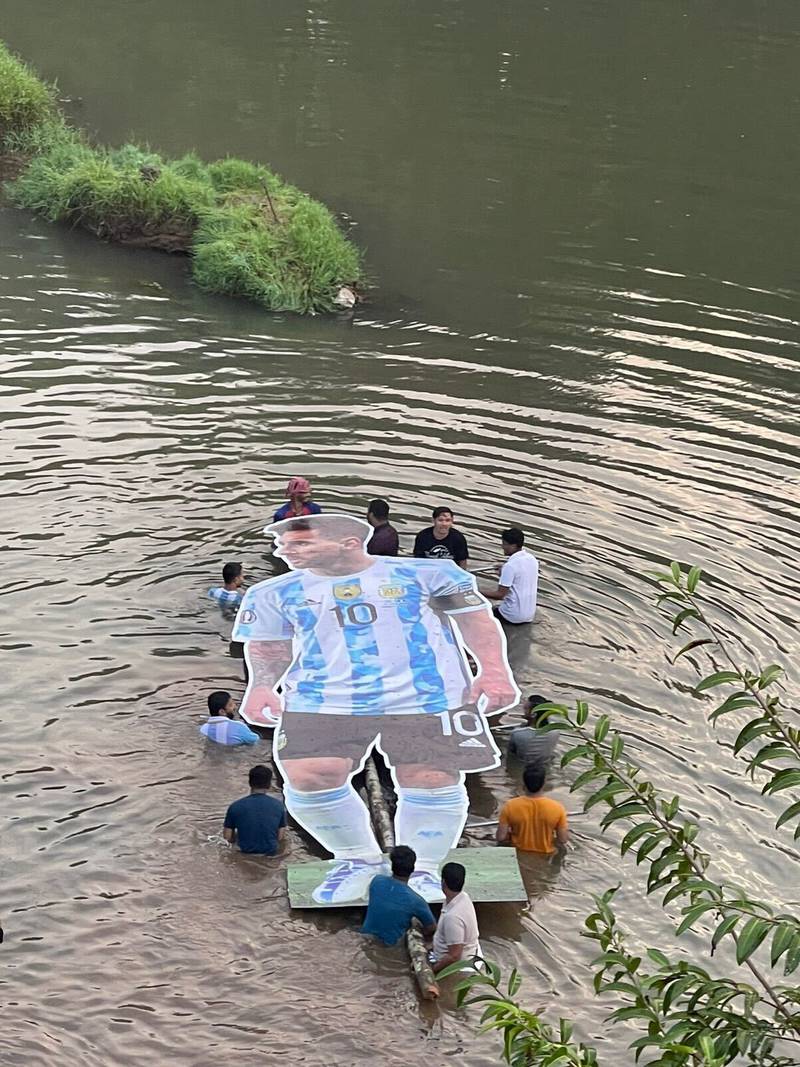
[283, 784, 383, 862]
[394, 783, 468, 871]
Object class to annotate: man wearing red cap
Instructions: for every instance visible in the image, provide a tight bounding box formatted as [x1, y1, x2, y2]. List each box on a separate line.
[273, 477, 322, 523]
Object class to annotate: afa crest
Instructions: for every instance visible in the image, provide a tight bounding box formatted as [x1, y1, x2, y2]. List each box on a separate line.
[333, 581, 362, 601]
[378, 584, 406, 599]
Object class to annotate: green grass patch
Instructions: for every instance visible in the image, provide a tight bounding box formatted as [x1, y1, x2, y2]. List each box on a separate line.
[0, 39, 362, 313]
[0, 42, 55, 138]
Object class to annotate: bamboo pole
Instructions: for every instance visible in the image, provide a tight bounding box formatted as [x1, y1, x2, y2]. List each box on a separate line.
[406, 918, 440, 1000]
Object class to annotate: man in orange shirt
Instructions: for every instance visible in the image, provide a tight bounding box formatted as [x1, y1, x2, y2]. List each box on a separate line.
[496, 764, 569, 854]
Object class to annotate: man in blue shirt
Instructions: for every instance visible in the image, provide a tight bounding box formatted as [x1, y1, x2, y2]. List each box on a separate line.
[208, 562, 245, 609]
[361, 846, 436, 946]
[200, 691, 260, 746]
[223, 765, 287, 854]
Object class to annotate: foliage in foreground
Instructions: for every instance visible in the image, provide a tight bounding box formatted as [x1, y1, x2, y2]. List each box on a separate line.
[0, 41, 361, 313]
[443, 565, 800, 1066]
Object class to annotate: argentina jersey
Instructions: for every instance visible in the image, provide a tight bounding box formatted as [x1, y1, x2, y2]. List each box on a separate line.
[232, 558, 486, 715]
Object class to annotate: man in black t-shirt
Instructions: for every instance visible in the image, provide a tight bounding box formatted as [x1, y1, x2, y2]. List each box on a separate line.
[413, 506, 469, 568]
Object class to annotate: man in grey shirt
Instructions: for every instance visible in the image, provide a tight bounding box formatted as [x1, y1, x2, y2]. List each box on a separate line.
[507, 694, 559, 765]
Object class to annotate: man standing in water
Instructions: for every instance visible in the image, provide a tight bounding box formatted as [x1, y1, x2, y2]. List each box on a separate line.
[233, 513, 518, 903]
[413, 507, 469, 569]
[273, 476, 322, 523]
[483, 528, 539, 624]
[365, 499, 399, 556]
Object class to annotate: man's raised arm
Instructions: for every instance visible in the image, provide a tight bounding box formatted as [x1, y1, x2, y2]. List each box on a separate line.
[240, 639, 293, 722]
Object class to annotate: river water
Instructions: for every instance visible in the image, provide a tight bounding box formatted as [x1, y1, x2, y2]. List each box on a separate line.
[1, 3, 799, 1064]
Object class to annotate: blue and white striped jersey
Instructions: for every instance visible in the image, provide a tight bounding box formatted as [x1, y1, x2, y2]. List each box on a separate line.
[200, 716, 260, 745]
[208, 586, 244, 609]
[232, 558, 486, 715]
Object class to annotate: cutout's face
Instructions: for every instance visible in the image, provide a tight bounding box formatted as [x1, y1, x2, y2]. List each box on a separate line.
[433, 512, 454, 536]
[292, 491, 312, 503]
[224, 697, 236, 717]
[276, 528, 360, 571]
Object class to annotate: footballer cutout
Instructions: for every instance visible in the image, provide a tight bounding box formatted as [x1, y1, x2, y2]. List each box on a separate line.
[233, 514, 520, 903]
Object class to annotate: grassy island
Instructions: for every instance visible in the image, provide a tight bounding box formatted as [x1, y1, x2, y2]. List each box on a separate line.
[0, 42, 362, 313]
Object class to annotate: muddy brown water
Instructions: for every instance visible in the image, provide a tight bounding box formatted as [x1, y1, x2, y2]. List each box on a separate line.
[1, 2, 799, 1064]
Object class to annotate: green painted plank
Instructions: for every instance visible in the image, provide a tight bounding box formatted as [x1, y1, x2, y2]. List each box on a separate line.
[287, 847, 527, 909]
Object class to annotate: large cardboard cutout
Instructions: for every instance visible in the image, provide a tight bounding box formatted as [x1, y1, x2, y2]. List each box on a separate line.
[232, 514, 520, 904]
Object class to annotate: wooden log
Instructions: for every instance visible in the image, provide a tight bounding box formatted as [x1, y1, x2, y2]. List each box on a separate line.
[406, 918, 440, 1000]
[364, 756, 395, 852]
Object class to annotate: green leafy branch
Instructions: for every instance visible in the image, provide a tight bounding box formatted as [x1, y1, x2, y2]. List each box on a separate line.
[438, 958, 598, 1067]
[586, 888, 796, 1066]
[544, 697, 800, 1031]
[647, 562, 800, 837]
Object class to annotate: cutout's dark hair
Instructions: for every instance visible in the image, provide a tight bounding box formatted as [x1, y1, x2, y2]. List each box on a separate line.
[222, 561, 242, 585]
[441, 861, 466, 892]
[432, 506, 454, 520]
[249, 764, 272, 790]
[501, 528, 524, 548]
[390, 844, 417, 879]
[523, 762, 546, 794]
[368, 499, 390, 521]
[527, 694, 550, 726]
[208, 691, 231, 715]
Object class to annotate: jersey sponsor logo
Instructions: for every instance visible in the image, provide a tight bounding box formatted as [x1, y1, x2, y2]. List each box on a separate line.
[333, 581, 362, 601]
[426, 545, 454, 558]
[239, 609, 257, 624]
[458, 738, 486, 748]
[378, 584, 406, 599]
[276, 730, 288, 750]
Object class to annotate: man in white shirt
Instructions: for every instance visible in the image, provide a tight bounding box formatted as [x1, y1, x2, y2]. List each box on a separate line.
[483, 528, 539, 624]
[430, 861, 481, 973]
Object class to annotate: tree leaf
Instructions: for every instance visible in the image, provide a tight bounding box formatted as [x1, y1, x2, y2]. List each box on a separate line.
[672, 607, 699, 634]
[670, 561, 682, 583]
[646, 948, 670, 968]
[758, 664, 783, 690]
[732, 717, 772, 754]
[585, 780, 629, 810]
[561, 744, 593, 767]
[711, 914, 739, 951]
[775, 799, 800, 830]
[696, 671, 742, 693]
[735, 917, 771, 964]
[686, 566, 702, 593]
[676, 901, 718, 936]
[673, 637, 714, 662]
[769, 922, 798, 968]
[620, 823, 659, 855]
[763, 768, 800, 796]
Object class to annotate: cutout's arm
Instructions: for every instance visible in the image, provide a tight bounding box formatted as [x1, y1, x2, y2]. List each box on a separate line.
[452, 609, 517, 713]
[240, 639, 293, 719]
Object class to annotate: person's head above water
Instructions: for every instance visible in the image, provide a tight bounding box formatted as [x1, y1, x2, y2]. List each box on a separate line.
[249, 764, 272, 791]
[522, 762, 546, 795]
[367, 498, 390, 526]
[266, 513, 372, 574]
[441, 861, 466, 896]
[501, 528, 525, 556]
[389, 845, 417, 881]
[431, 506, 454, 537]
[285, 476, 312, 502]
[525, 694, 550, 726]
[208, 691, 234, 717]
[222, 561, 243, 588]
